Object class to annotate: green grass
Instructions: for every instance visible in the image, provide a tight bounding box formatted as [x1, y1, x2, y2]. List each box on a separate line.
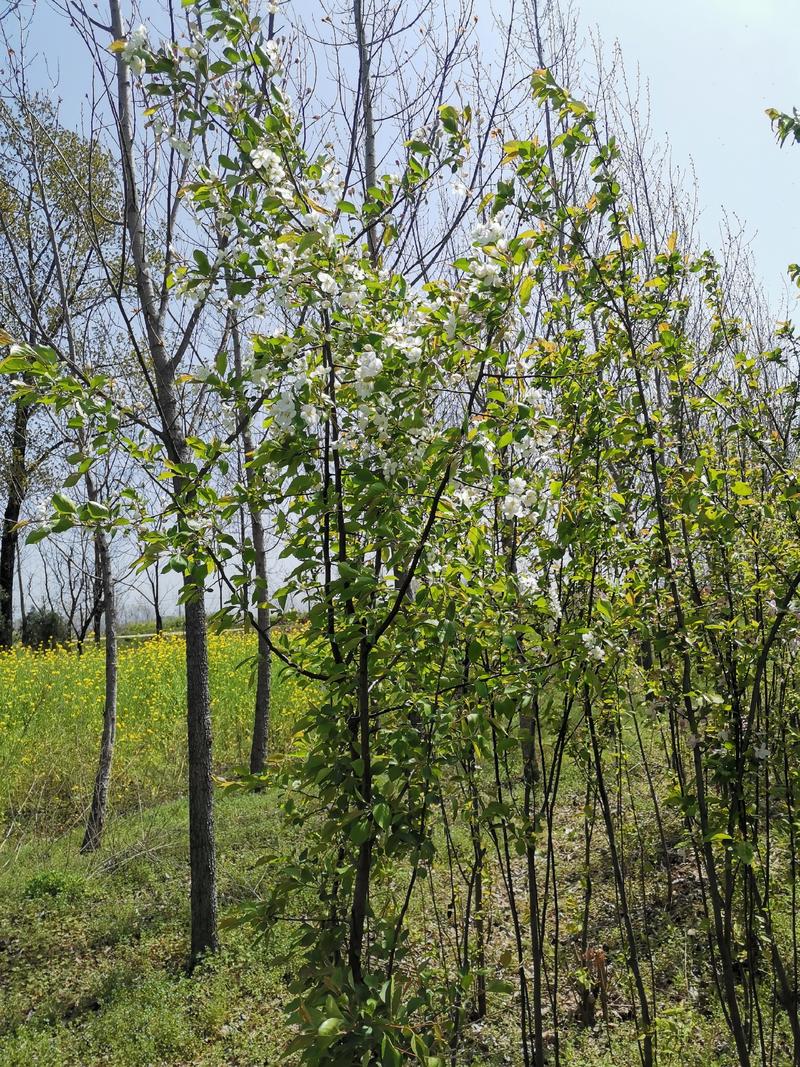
[0, 632, 304, 1064]
[0, 792, 294, 1066]
[0, 637, 783, 1065]
[0, 631, 304, 835]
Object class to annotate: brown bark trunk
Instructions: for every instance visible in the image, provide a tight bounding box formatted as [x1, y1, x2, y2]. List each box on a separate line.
[108, 0, 218, 963]
[92, 535, 104, 644]
[248, 506, 271, 774]
[0, 399, 29, 649]
[185, 588, 219, 960]
[81, 523, 117, 853]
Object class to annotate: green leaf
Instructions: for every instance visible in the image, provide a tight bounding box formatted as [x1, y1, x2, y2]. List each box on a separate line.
[518, 275, 535, 308]
[318, 1017, 342, 1037]
[373, 803, 391, 830]
[734, 840, 755, 866]
[52, 493, 77, 516]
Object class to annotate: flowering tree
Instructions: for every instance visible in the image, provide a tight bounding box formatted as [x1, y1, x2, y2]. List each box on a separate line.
[6, 2, 800, 1065]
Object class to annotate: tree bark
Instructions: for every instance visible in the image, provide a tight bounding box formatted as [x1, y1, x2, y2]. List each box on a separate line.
[81, 522, 117, 853]
[0, 398, 29, 649]
[184, 588, 219, 958]
[248, 504, 271, 774]
[228, 318, 272, 775]
[348, 637, 372, 984]
[108, 0, 218, 963]
[353, 0, 378, 263]
[92, 535, 104, 644]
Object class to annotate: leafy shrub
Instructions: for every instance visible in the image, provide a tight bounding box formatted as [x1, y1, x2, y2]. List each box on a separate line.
[22, 870, 86, 901]
[22, 608, 69, 649]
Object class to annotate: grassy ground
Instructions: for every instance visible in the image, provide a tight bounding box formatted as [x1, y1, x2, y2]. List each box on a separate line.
[0, 631, 303, 835]
[0, 636, 781, 1065]
[0, 792, 293, 1066]
[0, 632, 303, 1065]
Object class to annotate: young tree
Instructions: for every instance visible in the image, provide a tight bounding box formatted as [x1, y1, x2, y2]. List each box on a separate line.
[0, 92, 115, 646]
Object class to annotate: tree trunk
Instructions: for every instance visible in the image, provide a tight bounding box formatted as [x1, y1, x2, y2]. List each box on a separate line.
[16, 541, 26, 640]
[0, 398, 29, 649]
[228, 318, 271, 775]
[248, 507, 271, 774]
[81, 524, 117, 853]
[184, 588, 219, 960]
[108, 0, 218, 963]
[348, 637, 373, 984]
[353, 0, 378, 262]
[150, 563, 163, 633]
[92, 535, 104, 644]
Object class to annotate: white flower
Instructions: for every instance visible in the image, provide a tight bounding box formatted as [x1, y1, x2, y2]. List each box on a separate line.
[524, 386, 545, 409]
[547, 577, 562, 623]
[454, 485, 479, 508]
[355, 348, 383, 382]
[300, 403, 318, 428]
[271, 389, 297, 432]
[251, 144, 284, 184]
[516, 560, 538, 596]
[582, 631, 606, 663]
[754, 744, 770, 761]
[128, 23, 148, 48]
[318, 272, 337, 296]
[122, 23, 148, 76]
[471, 219, 506, 247]
[472, 260, 503, 287]
[500, 494, 524, 520]
[508, 476, 526, 496]
[339, 289, 360, 309]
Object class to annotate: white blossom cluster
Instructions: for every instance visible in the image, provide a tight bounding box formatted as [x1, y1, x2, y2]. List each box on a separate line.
[581, 630, 606, 663]
[516, 558, 539, 597]
[500, 475, 537, 521]
[354, 347, 383, 397]
[471, 260, 505, 289]
[471, 218, 506, 248]
[250, 143, 295, 202]
[384, 307, 426, 364]
[515, 555, 563, 631]
[547, 577, 562, 621]
[122, 23, 149, 77]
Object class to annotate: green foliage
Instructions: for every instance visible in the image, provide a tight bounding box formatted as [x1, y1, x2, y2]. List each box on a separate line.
[5, 4, 800, 1064]
[21, 608, 69, 650]
[22, 870, 85, 901]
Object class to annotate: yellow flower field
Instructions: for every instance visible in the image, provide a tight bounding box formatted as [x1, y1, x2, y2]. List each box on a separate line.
[0, 631, 306, 835]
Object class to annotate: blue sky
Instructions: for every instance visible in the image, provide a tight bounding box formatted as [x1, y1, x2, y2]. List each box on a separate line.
[8, 0, 800, 616]
[17, 0, 800, 304]
[585, 0, 800, 308]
